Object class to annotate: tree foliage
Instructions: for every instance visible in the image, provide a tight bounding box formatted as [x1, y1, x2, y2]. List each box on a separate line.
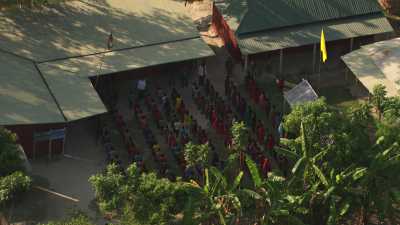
[230, 121, 248, 154]
[38, 212, 94, 225]
[88, 163, 126, 212]
[0, 127, 24, 176]
[184, 142, 209, 168]
[0, 171, 32, 206]
[0, 127, 31, 208]
[89, 163, 203, 225]
[86, 91, 400, 225]
[279, 94, 400, 225]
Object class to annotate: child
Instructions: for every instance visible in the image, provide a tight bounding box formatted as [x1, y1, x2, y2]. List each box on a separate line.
[257, 121, 265, 144]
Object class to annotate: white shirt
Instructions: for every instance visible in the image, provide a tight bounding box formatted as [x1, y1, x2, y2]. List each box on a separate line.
[198, 65, 206, 77]
[137, 80, 146, 90]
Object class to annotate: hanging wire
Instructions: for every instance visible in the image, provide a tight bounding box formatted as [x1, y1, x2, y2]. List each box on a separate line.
[94, 32, 113, 89]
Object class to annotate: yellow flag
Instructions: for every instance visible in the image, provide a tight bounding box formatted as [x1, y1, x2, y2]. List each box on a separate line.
[320, 29, 328, 63]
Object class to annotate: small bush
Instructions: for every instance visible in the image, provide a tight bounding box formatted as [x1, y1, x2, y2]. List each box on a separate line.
[0, 171, 32, 205]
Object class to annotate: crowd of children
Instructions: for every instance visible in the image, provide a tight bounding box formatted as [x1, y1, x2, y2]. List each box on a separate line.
[190, 73, 275, 178]
[99, 59, 290, 181]
[127, 79, 225, 181]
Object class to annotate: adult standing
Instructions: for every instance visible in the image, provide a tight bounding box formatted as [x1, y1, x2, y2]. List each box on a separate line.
[198, 60, 207, 86]
[225, 56, 234, 77]
[137, 79, 146, 100]
[248, 60, 256, 77]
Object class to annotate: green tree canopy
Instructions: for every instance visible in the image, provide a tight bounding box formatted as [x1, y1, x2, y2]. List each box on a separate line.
[0, 127, 32, 208]
[0, 127, 24, 176]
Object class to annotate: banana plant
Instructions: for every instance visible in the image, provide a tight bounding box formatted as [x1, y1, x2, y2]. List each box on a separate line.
[353, 139, 400, 224]
[183, 167, 245, 225]
[244, 156, 305, 225]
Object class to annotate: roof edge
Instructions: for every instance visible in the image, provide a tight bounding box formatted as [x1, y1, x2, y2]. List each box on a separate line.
[237, 12, 387, 38]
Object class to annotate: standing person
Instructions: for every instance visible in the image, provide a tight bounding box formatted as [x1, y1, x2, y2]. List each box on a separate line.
[191, 82, 199, 99]
[225, 75, 231, 97]
[270, 106, 276, 129]
[278, 120, 284, 139]
[137, 79, 146, 100]
[181, 66, 190, 88]
[266, 134, 275, 151]
[225, 56, 234, 77]
[198, 60, 207, 86]
[175, 95, 182, 112]
[245, 107, 252, 127]
[257, 121, 265, 144]
[265, 96, 271, 118]
[261, 157, 271, 178]
[276, 77, 284, 92]
[128, 89, 135, 109]
[259, 92, 266, 108]
[248, 60, 256, 77]
[251, 113, 257, 133]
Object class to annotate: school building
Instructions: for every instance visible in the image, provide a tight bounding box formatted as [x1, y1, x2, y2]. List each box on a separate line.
[0, 0, 214, 158]
[212, 0, 394, 76]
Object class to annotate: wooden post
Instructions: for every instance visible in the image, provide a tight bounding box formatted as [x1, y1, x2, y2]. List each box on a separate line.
[62, 127, 67, 156]
[318, 51, 322, 87]
[48, 130, 52, 160]
[244, 54, 249, 73]
[33, 141, 36, 160]
[279, 49, 284, 74]
[350, 38, 354, 53]
[345, 38, 354, 81]
[312, 43, 317, 74]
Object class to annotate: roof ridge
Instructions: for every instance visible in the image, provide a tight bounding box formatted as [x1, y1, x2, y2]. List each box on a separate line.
[237, 11, 384, 38]
[37, 35, 202, 64]
[33, 63, 68, 123]
[0, 48, 34, 63]
[236, 0, 383, 35]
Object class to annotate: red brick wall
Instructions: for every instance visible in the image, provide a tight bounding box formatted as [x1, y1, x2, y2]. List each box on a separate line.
[212, 3, 242, 60]
[6, 123, 66, 158]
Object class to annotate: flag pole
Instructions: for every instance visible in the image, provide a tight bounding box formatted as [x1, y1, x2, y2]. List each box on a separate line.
[319, 50, 321, 88]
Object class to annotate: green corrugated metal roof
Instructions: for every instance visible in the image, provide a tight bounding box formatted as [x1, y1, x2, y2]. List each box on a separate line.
[0, 0, 213, 125]
[216, 0, 383, 34]
[35, 37, 214, 121]
[0, 52, 65, 125]
[238, 13, 393, 55]
[215, 0, 248, 31]
[38, 63, 107, 122]
[342, 48, 399, 97]
[39, 38, 215, 78]
[0, 0, 200, 62]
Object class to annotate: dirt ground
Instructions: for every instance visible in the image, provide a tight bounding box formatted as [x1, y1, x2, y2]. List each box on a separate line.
[6, 119, 114, 225]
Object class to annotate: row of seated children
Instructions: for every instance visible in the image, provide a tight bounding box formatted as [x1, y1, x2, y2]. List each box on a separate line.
[195, 75, 274, 177]
[101, 125, 122, 168]
[131, 83, 222, 180]
[167, 88, 224, 178]
[243, 73, 283, 131]
[233, 75, 289, 175]
[193, 78, 235, 138]
[130, 85, 193, 179]
[114, 110, 146, 172]
[135, 86, 189, 175]
[225, 76, 277, 154]
[131, 99, 171, 177]
[166, 89, 215, 175]
[245, 138, 272, 178]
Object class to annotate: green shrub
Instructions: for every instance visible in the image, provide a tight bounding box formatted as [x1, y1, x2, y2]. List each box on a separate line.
[0, 171, 32, 205]
[0, 127, 24, 176]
